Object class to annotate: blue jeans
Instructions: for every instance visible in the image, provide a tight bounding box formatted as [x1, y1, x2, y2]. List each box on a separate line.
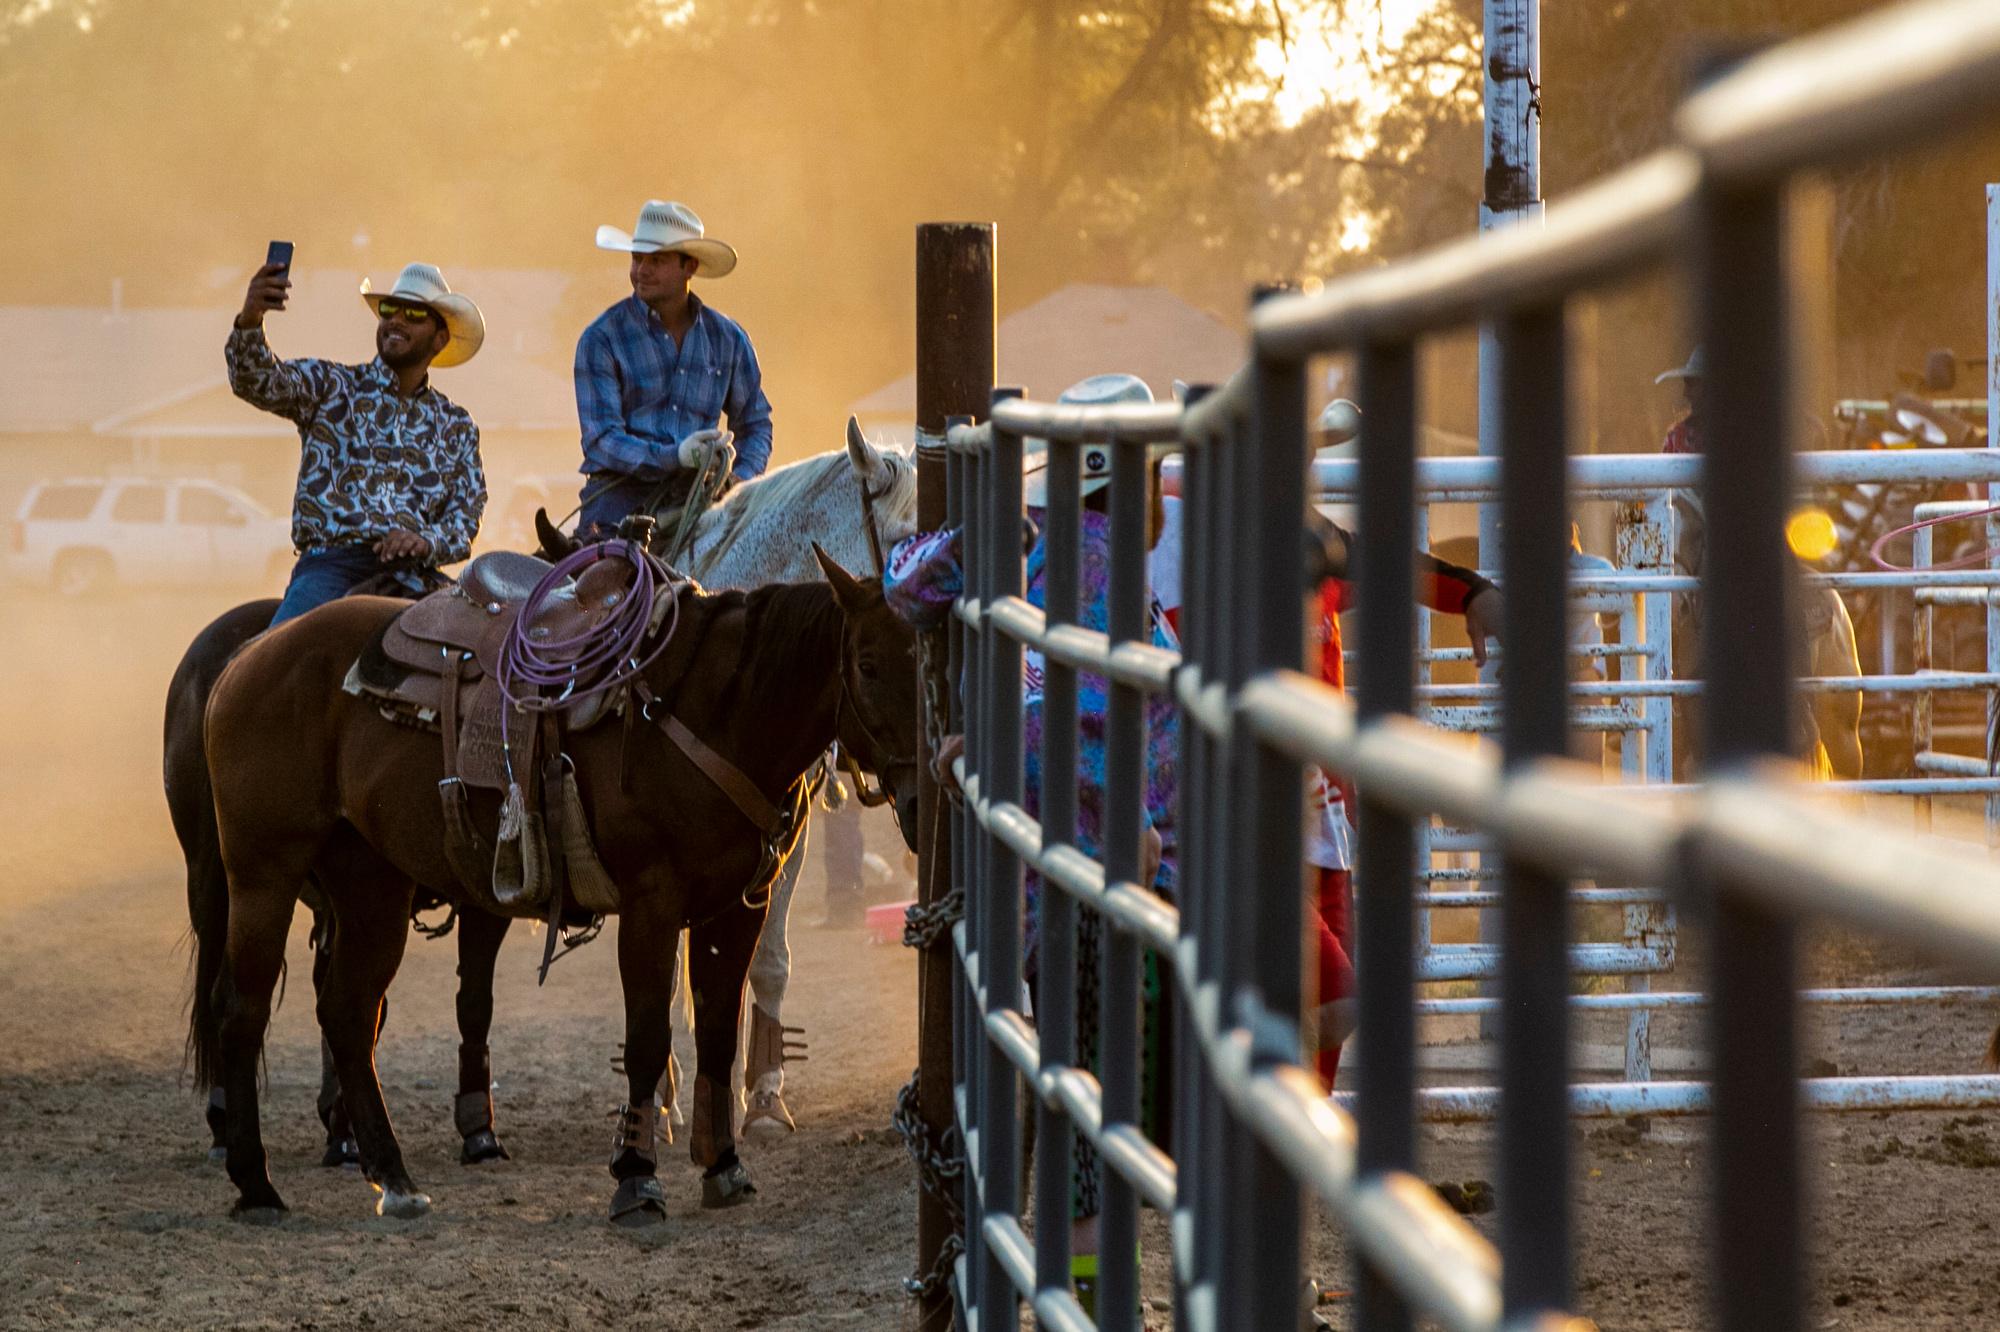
[576, 473, 652, 540]
[270, 546, 394, 625]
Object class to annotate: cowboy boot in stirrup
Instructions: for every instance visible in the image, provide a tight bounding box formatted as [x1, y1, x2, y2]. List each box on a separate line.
[742, 1005, 806, 1140]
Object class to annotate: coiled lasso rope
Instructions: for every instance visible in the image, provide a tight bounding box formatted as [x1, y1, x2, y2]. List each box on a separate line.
[495, 538, 680, 760]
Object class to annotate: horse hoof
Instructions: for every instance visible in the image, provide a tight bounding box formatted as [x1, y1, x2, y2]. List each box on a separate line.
[375, 1187, 432, 1219]
[461, 1129, 512, 1165]
[700, 1160, 757, 1210]
[207, 1145, 228, 1165]
[231, 1199, 287, 1226]
[742, 1091, 796, 1141]
[321, 1136, 362, 1169]
[609, 1175, 668, 1228]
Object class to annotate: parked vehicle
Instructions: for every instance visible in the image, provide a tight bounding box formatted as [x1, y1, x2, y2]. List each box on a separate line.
[6, 477, 293, 596]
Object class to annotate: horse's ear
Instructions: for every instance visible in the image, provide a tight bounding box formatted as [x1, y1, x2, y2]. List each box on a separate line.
[813, 541, 869, 612]
[845, 416, 884, 481]
[534, 507, 576, 561]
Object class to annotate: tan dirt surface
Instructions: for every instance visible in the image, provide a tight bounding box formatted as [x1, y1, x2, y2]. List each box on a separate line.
[4, 592, 1997, 1331]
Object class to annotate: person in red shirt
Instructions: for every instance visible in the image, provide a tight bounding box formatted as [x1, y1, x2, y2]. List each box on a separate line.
[1305, 508, 1500, 1088]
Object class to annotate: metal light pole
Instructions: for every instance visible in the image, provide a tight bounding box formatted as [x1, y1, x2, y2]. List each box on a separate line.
[1474, 0, 1544, 1035]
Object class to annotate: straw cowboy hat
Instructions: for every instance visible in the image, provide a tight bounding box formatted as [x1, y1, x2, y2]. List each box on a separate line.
[1654, 346, 1706, 384]
[1023, 373, 1154, 507]
[595, 200, 738, 277]
[358, 263, 485, 369]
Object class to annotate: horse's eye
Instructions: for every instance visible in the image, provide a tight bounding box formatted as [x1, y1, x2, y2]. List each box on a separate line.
[858, 658, 880, 681]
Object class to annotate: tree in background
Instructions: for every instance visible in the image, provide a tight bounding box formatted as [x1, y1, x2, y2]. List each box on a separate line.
[1, 0, 1993, 456]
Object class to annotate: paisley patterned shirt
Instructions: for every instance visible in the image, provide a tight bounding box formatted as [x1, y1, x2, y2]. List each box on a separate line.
[224, 326, 486, 562]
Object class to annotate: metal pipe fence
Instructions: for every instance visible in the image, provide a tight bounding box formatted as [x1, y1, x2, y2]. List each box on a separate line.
[935, 1, 2000, 1328]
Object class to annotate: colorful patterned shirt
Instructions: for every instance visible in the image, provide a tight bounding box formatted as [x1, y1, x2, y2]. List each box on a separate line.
[573, 293, 774, 483]
[224, 326, 486, 562]
[886, 511, 1179, 972]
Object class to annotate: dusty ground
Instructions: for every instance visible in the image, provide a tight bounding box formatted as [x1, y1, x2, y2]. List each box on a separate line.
[4, 590, 1999, 1331]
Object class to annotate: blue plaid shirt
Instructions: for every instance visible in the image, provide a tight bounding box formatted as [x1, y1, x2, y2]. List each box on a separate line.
[573, 293, 773, 482]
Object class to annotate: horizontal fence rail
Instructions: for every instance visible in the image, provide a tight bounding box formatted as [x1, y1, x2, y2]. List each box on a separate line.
[936, 2, 2000, 1330]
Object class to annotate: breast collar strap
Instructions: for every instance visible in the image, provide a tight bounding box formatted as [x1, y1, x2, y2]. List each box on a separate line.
[634, 680, 783, 835]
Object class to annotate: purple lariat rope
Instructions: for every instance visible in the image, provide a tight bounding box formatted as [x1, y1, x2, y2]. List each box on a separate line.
[495, 539, 679, 775]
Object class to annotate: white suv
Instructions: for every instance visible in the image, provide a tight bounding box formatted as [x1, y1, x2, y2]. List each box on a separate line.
[7, 477, 294, 597]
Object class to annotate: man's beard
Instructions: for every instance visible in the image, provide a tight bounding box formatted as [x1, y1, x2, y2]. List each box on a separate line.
[378, 333, 435, 372]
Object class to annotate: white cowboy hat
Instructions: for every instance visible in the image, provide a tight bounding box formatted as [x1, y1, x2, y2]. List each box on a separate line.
[358, 263, 485, 369]
[1023, 373, 1154, 507]
[1317, 397, 1361, 444]
[594, 200, 738, 277]
[1654, 346, 1706, 384]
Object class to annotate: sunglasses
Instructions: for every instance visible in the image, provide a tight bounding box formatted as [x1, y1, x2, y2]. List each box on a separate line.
[376, 299, 437, 325]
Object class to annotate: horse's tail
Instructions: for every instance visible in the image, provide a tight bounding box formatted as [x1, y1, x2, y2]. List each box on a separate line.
[167, 599, 280, 1091]
[183, 818, 231, 1092]
[168, 657, 232, 1092]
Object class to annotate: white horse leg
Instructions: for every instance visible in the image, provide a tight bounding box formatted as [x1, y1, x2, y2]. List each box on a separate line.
[743, 834, 807, 1138]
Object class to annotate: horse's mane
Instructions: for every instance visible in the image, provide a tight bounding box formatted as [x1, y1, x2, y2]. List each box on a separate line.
[738, 580, 847, 702]
[711, 444, 917, 534]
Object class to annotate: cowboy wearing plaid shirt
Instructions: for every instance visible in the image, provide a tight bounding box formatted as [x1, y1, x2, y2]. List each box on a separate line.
[573, 200, 774, 538]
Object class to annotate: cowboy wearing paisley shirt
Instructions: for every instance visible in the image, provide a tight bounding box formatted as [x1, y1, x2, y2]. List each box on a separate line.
[226, 260, 488, 624]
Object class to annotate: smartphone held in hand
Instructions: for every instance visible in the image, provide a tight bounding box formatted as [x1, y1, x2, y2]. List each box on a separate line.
[265, 240, 294, 272]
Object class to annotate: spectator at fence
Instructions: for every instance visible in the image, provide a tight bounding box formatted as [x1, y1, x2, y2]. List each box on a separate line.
[884, 372, 1178, 1313]
[1300, 399, 1503, 1090]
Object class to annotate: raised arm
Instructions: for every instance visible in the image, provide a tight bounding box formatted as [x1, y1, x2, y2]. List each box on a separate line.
[225, 262, 334, 424]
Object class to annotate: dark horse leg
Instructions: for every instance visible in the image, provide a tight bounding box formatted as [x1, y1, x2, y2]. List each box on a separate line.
[314, 831, 428, 1217]
[216, 853, 307, 1220]
[689, 894, 769, 1209]
[453, 906, 513, 1164]
[310, 904, 509, 1167]
[311, 912, 364, 1168]
[607, 889, 682, 1227]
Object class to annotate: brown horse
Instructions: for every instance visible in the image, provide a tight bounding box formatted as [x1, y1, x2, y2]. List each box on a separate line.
[196, 550, 919, 1224]
[166, 594, 515, 1170]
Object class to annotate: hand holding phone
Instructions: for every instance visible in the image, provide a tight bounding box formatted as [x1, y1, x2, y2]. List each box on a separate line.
[236, 241, 294, 329]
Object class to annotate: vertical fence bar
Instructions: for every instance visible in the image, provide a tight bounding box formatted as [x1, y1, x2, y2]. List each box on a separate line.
[1172, 392, 1218, 1322]
[941, 428, 970, 1328]
[1097, 429, 1150, 1332]
[960, 429, 989, 1319]
[1698, 177, 1804, 1332]
[1985, 184, 2000, 848]
[979, 396, 1026, 1332]
[1036, 422, 1083, 1314]
[1496, 301, 1575, 1315]
[1194, 393, 1240, 1312]
[1233, 348, 1311, 1330]
[1353, 338, 1421, 1332]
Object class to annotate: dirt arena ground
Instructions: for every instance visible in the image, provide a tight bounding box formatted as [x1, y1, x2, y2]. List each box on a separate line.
[3, 592, 1997, 1330]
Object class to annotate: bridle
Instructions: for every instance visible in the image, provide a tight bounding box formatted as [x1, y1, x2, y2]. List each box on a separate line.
[856, 472, 891, 576]
[833, 618, 919, 809]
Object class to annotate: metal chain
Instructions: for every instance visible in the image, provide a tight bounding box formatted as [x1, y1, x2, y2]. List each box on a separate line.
[891, 1072, 965, 1301]
[902, 887, 964, 951]
[899, 613, 966, 1302]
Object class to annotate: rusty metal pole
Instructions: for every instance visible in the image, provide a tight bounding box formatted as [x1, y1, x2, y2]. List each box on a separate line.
[912, 221, 994, 1330]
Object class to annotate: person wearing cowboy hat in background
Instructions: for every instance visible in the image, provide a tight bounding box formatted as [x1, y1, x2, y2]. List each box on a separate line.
[572, 200, 774, 538]
[1656, 345, 1705, 454]
[227, 259, 488, 624]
